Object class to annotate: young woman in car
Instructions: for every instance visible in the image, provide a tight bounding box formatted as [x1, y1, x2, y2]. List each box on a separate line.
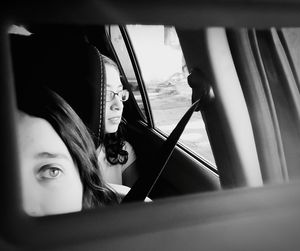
[17, 87, 119, 216]
[97, 55, 138, 186]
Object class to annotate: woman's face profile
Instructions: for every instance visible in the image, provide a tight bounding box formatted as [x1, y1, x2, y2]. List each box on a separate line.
[17, 111, 83, 216]
[105, 64, 124, 133]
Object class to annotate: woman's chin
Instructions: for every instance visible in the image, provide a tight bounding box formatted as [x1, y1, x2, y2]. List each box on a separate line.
[105, 125, 119, 134]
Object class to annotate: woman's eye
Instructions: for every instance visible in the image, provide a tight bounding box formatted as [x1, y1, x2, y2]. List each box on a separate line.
[38, 165, 63, 180]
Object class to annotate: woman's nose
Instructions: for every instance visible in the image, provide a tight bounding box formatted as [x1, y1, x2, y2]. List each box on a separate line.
[110, 95, 123, 110]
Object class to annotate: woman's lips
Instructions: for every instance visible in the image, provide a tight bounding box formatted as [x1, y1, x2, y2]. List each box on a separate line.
[108, 116, 121, 124]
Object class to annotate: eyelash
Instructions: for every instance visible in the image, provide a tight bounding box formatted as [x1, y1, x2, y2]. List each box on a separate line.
[37, 165, 63, 180]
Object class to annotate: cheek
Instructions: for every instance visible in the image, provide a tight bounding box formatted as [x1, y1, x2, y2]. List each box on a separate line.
[21, 172, 41, 216]
[105, 105, 110, 122]
[19, 160, 40, 216]
[42, 175, 83, 215]
[23, 170, 83, 216]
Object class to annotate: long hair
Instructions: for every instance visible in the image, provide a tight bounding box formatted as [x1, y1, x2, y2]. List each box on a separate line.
[103, 123, 128, 165]
[17, 86, 119, 209]
[102, 54, 129, 166]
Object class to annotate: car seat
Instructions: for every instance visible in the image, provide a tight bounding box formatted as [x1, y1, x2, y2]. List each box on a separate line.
[10, 30, 106, 148]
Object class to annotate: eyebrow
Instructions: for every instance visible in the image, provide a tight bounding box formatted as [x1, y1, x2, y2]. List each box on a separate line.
[34, 152, 71, 161]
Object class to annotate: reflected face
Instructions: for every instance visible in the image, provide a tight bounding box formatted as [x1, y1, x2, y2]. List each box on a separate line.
[17, 112, 83, 216]
[105, 64, 124, 133]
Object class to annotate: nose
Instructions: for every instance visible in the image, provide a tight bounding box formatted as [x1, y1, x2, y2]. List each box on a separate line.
[110, 94, 123, 111]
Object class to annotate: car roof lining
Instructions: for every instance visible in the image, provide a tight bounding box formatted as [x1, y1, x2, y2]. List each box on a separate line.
[4, 0, 300, 27]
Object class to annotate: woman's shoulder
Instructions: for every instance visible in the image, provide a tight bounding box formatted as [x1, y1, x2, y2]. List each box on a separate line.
[123, 141, 135, 153]
[122, 141, 136, 172]
[108, 183, 130, 197]
[108, 183, 152, 202]
[123, 141, 136, 162]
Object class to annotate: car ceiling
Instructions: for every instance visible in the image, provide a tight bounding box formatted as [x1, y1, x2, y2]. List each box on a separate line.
[2, 0, 300, 27]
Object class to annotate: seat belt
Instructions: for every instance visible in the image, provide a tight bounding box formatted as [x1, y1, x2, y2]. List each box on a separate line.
[122, 98, 201, 203]
[122, 68, 212, 203]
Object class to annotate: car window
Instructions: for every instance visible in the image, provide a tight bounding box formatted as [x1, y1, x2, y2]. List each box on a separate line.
[125, 25, 215, 165]
[107, 25, 147, 120]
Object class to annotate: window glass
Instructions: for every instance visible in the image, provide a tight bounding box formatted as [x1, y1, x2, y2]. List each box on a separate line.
[107, 25, 147, 119]
[126, 25, 215, 165]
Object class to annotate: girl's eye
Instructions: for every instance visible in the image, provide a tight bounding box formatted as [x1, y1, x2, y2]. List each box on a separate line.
[38, 165, 63, 180]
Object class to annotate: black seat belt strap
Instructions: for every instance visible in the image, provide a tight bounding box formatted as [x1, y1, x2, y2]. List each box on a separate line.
[122, 98, 201, 203]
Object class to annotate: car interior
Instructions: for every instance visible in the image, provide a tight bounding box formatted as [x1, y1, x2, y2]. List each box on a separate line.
[2, 0, 300, 250]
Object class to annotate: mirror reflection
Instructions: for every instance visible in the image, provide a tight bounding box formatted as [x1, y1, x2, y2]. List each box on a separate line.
[11, 25, 141, 216]
[14, 25, 300, 217]
[17, 89, 119, 216]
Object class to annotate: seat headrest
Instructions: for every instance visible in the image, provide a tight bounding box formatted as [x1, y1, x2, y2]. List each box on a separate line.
[11, 33, 106, 148]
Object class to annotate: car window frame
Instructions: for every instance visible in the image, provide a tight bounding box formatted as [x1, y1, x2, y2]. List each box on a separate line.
[108, 25, 155, 127]
[112, 24, 217, 169]
[105, 25, 148, 124]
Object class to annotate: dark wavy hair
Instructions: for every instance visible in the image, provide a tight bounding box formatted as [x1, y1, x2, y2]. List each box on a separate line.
[103, 123, 128, 165]
[102, 55, 129, 166]
[17, 86, 120, 209]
